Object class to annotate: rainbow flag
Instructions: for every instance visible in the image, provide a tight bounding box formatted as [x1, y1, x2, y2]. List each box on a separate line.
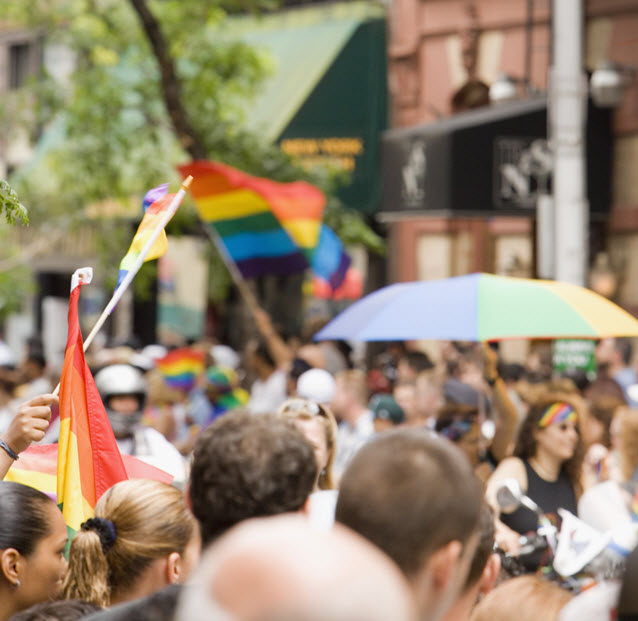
[178, 161, 325, 279]
[116, 184, 174, 289]
[155, 347, 205, 392]
[311, 224, 351, 290]
[57, 268, 129, 534]
[5, 444, 173, 502]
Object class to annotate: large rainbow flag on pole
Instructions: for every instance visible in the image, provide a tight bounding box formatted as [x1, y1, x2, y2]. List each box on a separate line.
[57, 268, 129, 535]
[178, 161, 325, 279]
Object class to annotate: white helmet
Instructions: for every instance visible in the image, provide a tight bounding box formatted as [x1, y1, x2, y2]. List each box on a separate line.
[94, 364, 147, 438]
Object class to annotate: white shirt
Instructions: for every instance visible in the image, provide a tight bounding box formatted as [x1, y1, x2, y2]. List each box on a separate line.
[117, 426, 188, 488]
[248, 369, 287, 415]
[334, 410, 375, 480]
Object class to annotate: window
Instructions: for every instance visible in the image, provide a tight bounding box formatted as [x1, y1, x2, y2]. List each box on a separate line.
[8, 42, 32, 89]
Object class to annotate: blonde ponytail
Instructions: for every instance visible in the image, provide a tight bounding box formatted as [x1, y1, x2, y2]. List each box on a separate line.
[63, 527, 110, 607]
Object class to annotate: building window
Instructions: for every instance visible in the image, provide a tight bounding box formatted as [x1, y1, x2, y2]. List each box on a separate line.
[9, 42, 32, 90]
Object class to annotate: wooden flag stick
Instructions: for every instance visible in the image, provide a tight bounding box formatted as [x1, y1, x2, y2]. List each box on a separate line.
[201, 222, 261, 315]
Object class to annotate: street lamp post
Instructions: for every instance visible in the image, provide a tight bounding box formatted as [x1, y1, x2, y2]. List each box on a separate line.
[550, 0, 588, 286]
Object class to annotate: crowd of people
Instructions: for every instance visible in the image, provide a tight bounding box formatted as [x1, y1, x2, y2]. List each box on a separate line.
[1, 316, 638, 620]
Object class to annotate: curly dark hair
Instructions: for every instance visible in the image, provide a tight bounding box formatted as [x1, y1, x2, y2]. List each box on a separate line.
[189, 410, 317, 546]
[514, 394, 585, 496]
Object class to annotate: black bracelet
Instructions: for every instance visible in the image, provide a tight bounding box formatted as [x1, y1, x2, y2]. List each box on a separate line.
[0, 438, 19, 461]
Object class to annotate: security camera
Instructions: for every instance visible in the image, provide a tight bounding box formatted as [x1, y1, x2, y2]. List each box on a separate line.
[590, 61, 635, 108]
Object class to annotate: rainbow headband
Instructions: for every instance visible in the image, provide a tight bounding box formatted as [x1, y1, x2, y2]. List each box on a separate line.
[538, 402, 578, 428]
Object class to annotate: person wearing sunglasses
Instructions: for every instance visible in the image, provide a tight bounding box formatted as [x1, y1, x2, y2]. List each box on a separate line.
[278, 398, 339, 530]
[485, 395, 584, 556]
[277, 398, 338, 492]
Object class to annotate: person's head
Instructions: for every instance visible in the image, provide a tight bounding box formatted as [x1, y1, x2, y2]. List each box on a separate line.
[514, 395, 585, 491]
[8, 599, 101, 621]
[0, 482, 68, 618]
[415, 370, 445, 419]
[189, 411, 317, 547]
[469, 575, 572, 621]
[596, 337, 633, 368]
[613, 407, 638, 481]
[397, 350, 434, 383]
[277, 398, 337, 491]
[393, 381, 420, 423]
[435, 404, 484, 467]
[330, 370, 368, 421]
[582, 396, 619, 448]
[286, 357, 313, 396]
[245, 341, 276, 379]
[336, 430, 483, 621]
[176, 514, 416, 621]
[439, 503, 500, 621]
[369, 393, 405, 432]
[63, 479, 199, 607]
[22, 354, 46, 382]
[94, 364, 147, 439]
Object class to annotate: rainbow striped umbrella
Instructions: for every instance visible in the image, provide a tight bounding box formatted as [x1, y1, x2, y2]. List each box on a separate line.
[315, 273, 638, 342]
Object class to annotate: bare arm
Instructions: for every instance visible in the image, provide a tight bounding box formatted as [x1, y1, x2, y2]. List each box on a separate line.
[0, 393, 58, 479]
[483, 344, 519, 462]
[485, 456, 527, 553]
[252, 307, 294, 368]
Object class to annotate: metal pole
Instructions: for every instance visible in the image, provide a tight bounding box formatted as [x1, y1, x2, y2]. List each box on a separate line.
[550, 0, 588, 286]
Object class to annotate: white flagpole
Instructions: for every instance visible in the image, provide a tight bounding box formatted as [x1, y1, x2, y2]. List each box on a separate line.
[82, 175, 193, 353]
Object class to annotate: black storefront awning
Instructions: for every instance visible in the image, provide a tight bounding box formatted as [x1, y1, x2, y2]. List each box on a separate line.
[380, 97, 612, 218]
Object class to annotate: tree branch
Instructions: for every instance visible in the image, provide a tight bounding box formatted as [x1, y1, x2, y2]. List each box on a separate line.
[129, 0, 208, 160]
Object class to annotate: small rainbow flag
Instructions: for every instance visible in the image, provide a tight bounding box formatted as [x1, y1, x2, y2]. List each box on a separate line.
[117, 184, 174, 289]
[178, 161, 325, 279]
[156, 347, 205, 392]
[57, 268, 129, 535]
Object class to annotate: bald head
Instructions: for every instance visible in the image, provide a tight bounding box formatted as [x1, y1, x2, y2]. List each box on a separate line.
[176, 514, 415, 621]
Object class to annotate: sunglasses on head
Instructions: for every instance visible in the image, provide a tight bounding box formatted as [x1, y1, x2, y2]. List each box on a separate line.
[280, 398, 327, 417]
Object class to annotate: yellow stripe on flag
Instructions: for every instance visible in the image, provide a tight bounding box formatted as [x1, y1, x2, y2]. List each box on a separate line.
[57, 418, 93, 532]
[196, 189, 271, 221]
[280, 218, 322, 249]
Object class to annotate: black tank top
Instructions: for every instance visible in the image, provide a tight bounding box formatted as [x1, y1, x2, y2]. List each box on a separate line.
[500, 458, 577, 535]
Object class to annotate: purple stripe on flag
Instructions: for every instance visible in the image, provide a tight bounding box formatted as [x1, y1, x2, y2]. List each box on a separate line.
[236, 254, 309, 279]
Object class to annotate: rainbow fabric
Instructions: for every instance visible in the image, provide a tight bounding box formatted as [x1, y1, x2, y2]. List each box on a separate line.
[178, 161, 325, 279]
[57, 268, 129, 534]
[156, 347, 205, 392]
[538, 402, 578, 428]
[5, 444, 173, 502]
[204, 365, 249, 424]
[311, 224, 351, 290]
[116, 185, 175, 289]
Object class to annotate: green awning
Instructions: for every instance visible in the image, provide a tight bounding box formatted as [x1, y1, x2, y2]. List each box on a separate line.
[230, 3, 385, 142]
[229, 2, 388, 214]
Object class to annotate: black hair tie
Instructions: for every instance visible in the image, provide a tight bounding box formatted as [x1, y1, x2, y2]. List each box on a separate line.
[81, 517, 117, 553]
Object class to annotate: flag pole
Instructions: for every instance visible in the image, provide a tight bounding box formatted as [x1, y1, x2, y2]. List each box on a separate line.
[201, 223, 261, 314]
[82, 176, 193, 352]
[52, 176, 193, 397]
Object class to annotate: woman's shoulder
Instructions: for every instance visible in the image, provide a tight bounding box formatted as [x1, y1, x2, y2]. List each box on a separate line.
[485, 456, 528, 510]
[492, 456, 527, 479]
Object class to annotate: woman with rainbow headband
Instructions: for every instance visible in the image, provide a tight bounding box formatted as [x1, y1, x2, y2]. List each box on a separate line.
[486, 394, 584, 555]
